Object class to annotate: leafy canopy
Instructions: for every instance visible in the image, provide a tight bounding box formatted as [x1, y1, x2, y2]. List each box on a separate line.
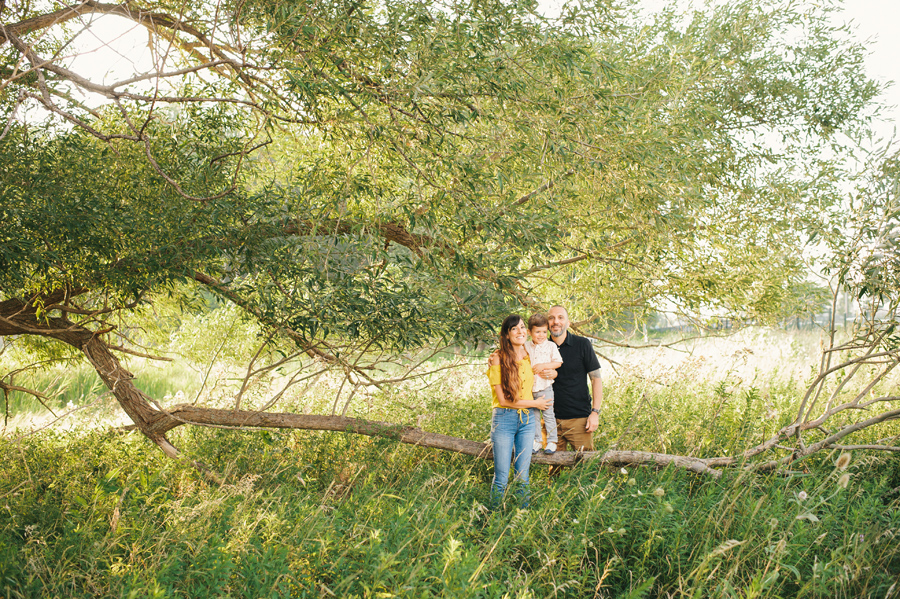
[0, 0, 882, 355]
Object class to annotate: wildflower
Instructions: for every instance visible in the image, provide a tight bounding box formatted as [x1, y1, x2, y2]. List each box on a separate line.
[617, 528, 626, 536]
[607, 527, 615, 533]
[664, 502, 674, 513]
[797, 491, 808, 501]
[835, 452, 852, 470]
[837, 473, 850, 489]
[769, 518, 778, 527]
[627, 478, 636, 486]
[653, 487, 665, 497]
[620, 468, 628, 475]
[573, 518, 579, 524]
[636, 490, 643, 496]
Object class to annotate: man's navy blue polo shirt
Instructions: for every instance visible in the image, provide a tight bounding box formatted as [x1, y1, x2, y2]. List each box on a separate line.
[552, 332, 601, 419]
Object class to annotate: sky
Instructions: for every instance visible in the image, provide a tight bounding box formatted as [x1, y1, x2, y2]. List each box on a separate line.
[839, 0, 900, 140]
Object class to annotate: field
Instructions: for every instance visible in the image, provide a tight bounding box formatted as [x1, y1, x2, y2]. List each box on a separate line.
[1, 328, 899, 598]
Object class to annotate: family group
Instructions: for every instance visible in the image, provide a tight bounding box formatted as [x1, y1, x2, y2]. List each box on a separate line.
[486, 305, 604, 508]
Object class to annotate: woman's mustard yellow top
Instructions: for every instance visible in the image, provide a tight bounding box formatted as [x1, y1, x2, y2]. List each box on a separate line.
[487, 355, 534, 409]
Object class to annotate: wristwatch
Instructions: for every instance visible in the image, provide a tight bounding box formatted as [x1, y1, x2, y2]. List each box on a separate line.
[590, 408, 601, 415]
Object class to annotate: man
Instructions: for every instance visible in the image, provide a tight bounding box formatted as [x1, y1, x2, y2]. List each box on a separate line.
[546, 305, 603, 452]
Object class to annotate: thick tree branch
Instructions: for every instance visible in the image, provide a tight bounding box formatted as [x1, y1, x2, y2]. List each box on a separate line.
[136, 404, 725, 477]
[0, 294, 182, 456]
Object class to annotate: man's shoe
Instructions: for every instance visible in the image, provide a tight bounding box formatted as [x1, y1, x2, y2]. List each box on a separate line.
[544, 442, 557, 454]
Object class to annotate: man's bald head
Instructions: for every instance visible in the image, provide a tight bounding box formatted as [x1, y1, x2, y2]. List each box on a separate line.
[548, 305, 569, 341]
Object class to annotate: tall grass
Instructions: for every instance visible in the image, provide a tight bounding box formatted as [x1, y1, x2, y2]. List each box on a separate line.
[2, 421, 898, 598]
[2, 327, 899, 597]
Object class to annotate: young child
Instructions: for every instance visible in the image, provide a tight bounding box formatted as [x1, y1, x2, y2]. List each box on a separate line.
[525, 313, 563, 454]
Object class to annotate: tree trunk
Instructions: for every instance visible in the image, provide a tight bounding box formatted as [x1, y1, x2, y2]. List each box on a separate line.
[0, 295, 179, 457]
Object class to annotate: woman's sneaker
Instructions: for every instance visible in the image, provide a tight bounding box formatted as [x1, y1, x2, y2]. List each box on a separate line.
[544, 442, 557, 454]
[533, 440, 542, 453]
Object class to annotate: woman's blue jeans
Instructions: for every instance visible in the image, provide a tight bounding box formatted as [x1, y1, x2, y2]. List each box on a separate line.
[490, 407, 538, 508]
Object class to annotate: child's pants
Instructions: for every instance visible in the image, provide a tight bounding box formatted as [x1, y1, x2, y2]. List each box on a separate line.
[533, 386, 558, 446]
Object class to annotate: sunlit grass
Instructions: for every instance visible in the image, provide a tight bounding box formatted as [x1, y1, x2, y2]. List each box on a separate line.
[2, 422, 898, 598]
[2, 327, 899, 597]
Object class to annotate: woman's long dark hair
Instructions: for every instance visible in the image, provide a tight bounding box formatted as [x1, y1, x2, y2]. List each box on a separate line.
[498, 315, 524, 404]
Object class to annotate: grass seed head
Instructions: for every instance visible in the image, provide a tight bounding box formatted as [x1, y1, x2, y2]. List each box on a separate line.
[837, 473, 850, 489]
[709, 539, 744, 557]
[835, 452, 852, 470]
[653, 487, 665, 497]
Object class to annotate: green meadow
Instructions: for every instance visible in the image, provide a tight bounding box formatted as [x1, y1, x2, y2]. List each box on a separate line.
[2, 329, 899, 598]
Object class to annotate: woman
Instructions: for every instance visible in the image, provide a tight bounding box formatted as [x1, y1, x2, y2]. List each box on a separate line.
[487, 314, 552, 508]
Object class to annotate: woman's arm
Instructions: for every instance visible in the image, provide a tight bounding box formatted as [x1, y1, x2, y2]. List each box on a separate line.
[493, 385, 551, 410]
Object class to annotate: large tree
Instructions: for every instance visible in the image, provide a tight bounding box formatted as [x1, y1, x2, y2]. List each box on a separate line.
[0, 0, 890, 471]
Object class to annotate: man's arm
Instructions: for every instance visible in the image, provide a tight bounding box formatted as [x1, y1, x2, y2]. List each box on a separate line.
[586, 368, 603, 433]
[532, 361, 562, 376]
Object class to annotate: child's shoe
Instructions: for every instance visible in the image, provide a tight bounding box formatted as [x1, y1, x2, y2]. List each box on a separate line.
[533, 440, 542, 453]
[544, 442, 557, 454]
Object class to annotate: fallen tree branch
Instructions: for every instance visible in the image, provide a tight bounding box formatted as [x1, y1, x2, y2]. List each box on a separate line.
[134, 404, 726, 477]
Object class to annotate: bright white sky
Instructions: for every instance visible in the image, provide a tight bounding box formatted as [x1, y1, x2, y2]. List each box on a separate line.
[839, 0, 900, 140]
